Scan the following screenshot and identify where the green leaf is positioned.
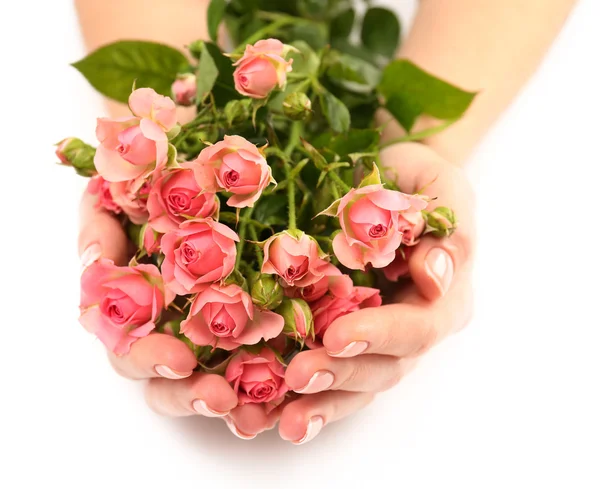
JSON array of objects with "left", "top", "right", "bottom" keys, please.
[
  {"left": 326, "top": 53, "right": 381, "bottom": 94},
  {"left": 358, "top": 164, "right": 382, "bottom": 188},
  {"left": 319, "top": 91, "right": 351, "bottom": 133},
  {"left": 207, "top": 0, "right": 227, "bottom": 42},
  {"left": 331, "top": 8, "right": 355, "bottom": 41},
  {"left": 289, "top": 40, "right": 320, "bottom": 76},
  {"left": 327, "top": 128, "right": 380, "bottom": 158},
  {"left": 72, "top": 41, "right": 188, "bottom": 103},
  {"left": 288, "top": 22, "right": 328, "bottom": 50},
  {"left": 379, "top": 59, "right": 478, "bottom": 132},
  {"left": 361, "top": 7, "right": 401, "bottom": 61},
  {"left": 204, "top": 42, "right": 243, "bottom": 106},
  {"left": 195, "top": 43, "right": 219, "bottom": 102}
]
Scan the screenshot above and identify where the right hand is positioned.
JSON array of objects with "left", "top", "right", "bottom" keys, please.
[{"left": 78, "top": 190, "right": 279, "bottom": 440}]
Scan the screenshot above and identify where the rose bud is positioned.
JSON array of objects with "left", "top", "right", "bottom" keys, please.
[
  {"left": 233, "top": 39, "right": 294, "bottom": 99},
  {"left": 276, "top": 298, "right": 314, "bottom": 342},
  {"left": 310, "top": 286, "right": 382, "bottom": 345},
  {"left": 141, "top": 223, "right": 161, "bottom": 255},
  {"left": 225, "top": 348, "right": 289, "bottom": 405},
  {"left": 180, "top": 284, "right": 284, "bottom": 351},
  {"left": 109, "top": 178, "right": 151, "bottom": 225},
  {"left": 56, "top": 137, "right": 96, "bottom": 177},
  {"left": 192, "top": 135, "right": 275, "bottom": 208},
  {"left": 94, "top": 88, "right": 176, "bottom": 182},
  {"left": 398, "top": 211, "right": 426, "bottom": 246},
  {"left": 160, "top": 218, "right": 239, "bottom": 296},
  {"left": 251, "top": 274, "right": 284, "bottom": 310},
  {"left": 424, "top": 207, "right": 458, "bottom": 238},
  {"left": 79, "top": 259, "right": 165, "bottom": 354},
  {"left": 171, "top": 73, "right": 197, "bottom": 106},
  {"left": 224, "top": 99, "right": 252, "bottom": 126},
  {"left": 261, "top": 230, "right": 330, "bottom": 288},
  {"left": 147, "top": 165, "right": 219, "bottom": 233},
  {"left": 87, "top": 176, "right": 122, "bottom": 214},
  {"left": 287, "top": 263, "right": 353, "bottom": 303},
  {"left": 282, "top": 92, "right": 312, "bottom": 121},
  {"left": 320, "top": 178, "right": 427, "bottom": 270}
]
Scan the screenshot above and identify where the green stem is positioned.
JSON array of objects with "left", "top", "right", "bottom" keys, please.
[
  {"left": 283, "top": 122, "right": 302, "bottom": 230},
  {"left": 235, "top": 18, "right": 295, "bottom": 53},
  {"left": 248, "top": 225, "right": 263, "bottom": 264},
  {"left": 329, "top": 171, "right": 351, "bottom": 193},
  {"left": 235, "top": 207, "right": 254, "bottom": 269},
  {"left": 378, "top": 119, "right": 458, "bottom": 150}
]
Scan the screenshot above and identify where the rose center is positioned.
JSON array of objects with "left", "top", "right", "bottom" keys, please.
[
  {"left": 239, "top": 75, "right": 249, "bottom": 86},
  {"left": 248, "top": 383, "right": 275, "bottom": 401},
  {"left": 224, "top": 170, "right": 240, "bottom": 187},
  {"left": 180, "top": 242, "right": 199, "bottom": 264},
  {"left": 368, "top": 224, "right": 388, "bottom": 238},
  {"left": 209, "top": 321, "right": 233, "bottom": 337},
  {"left": 167, "top": 192, "right": 191, "bottom": 214},
  {"left": 108, "top": 304, "right": 125, "bottom": 323},
  {"left": 116, "top": 143, "right": 130, "bottom": 155}
]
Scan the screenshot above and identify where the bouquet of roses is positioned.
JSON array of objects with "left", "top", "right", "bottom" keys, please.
[{"left": 58, "top": 0, "right": 472, "bottom": 417}]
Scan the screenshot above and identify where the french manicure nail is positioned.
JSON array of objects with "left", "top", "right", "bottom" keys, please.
[
  {"left": 192, "top": 399, "right": 229, "bottom": 418},
  {"left": 81, "top": 243, "right": 102, "bottom": 268},
  {"left": 327, "top": 341, "right": 369, "bottom": 358},
  {"left": 294, "top": 370, "right": 335, "bottom": 394},
  {"left": 154, "top": 364, "right": 192, "bottom": 380},
  {"left": 224, "top": 416, "right": 256, "bottom": 440},
  {"left": 424, "top": 248, "right": 454, "bottom": 296},
  {"left": 293, "top": 416, "right": 324, "bottom": 445}
]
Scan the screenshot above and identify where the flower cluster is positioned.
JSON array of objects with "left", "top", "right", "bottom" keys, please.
[{"left": 61, "top": 37, "right": 457, "bottom": 413}]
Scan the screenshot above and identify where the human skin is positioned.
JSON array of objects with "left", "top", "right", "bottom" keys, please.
[{"left": 75, "top": 0, "right": 577, "bottom": 443}]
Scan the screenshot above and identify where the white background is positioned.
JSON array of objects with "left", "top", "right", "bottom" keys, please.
[{"left": 1, "top": 1, "right": 599, "bottom": 488}]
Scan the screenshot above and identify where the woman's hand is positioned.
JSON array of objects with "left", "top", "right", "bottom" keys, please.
[
  {"left": 279, "top": 142, "right": 476, "bottom": 444},
  {"left": 77, "top": 192, "right": 280, "bottom": 439}
]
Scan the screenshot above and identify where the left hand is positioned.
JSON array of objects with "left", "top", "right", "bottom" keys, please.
[{"left": 278, "top": 142, "right": 476, "bottom": 445}]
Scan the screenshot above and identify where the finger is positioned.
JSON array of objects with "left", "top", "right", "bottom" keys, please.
[
  {"left": 78, "top": 190, "right": 129, "bottom": 266},
  {"left": 285, "top": 348, "right": 417, "bottom": 394},
  {"left": 145, "top": 372, "right": 238, "bottom": 418},
  {"left": 380, "top": 142, "right": 476, "bottom": 301},
  {"left": 108, "top": 333, "right": 198, "bottom": 380},
  {"left": 279, "top": 391, "right": 375, "bottom": 445},
  {"left": 224, "top": 403, "right": 283, "bottom": 441}
]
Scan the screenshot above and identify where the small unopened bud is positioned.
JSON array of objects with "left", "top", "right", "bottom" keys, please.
[
  {"left": 55, "top": 138, "right": 96, "bottom": 177},
  {"left": 424, "top": 207, "right": 458, "bottom": 238},
  {"left": 282, "top": 92, "right": 312, "bottom": 121},
  {"left": 171, "top": 73, "right": 197, "bottom": 106},
  {"left": 188, "top": 40, "right": 205, "bottom": 60},
  {"left": 276, "top": 298, "right": 314, "bottom": 342},
  {"left": 224, "top": 99, "right": 252, "bottom": 126},
  {"left": 251, "top": 274, "right": 284, "bottom": 310}
]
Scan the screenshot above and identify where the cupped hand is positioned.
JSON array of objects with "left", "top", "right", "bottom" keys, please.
[
  {"left": 78, "top": 191, "right": 279, "bottom": 440},
  {"left": 279, "top": 142, "right": 476, "bottom": 445}
]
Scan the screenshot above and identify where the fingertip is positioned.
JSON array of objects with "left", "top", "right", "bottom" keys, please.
[
  {"left": 408, "top": 237, "right": 456, "bottom": 301},
  {"left": 285, "top": 350, "right": 320, "bottom": 390},
  {"left": 279, "top": 402, "right": 310, "bottom": 442},
  {"left": 321, "top": 312, "right": 365, "bottom": 355},
  {"left": 229, "top": 404, "right": 269, "bottom": 435},
  {"left": 195, "top": 374, "right": 239, "bottom": 413}
]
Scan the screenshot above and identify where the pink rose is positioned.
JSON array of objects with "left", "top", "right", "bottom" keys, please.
[
  {"left": 180, "top": 284, "right": 284, "bottom": 350},
  {"left": 286, "top": 263, "right": 353, "bottom": 303},
  {"left": 310, "top": 286, "right": 382, "bottom": 344},
  {"left": 142, "top": 224, "right": 161, "bottom": 255},
  {"left": 148, "top": 166, "right": 219, "bottom": 233},
  {"left": 261, "top": 230, "right": 330, "bottom": 288},
  {"left": 277, "top": 298, "right": 314, "bottom": 341},
  {"left": 192, "top": 135, "right": 274, "bottom": 208},
  {"left": 79, "top": 259, "right": 165, "bottom": 354},
  {"left": 233, "top": 39, "right": 293, "bottom": 99},
  {"left": 383, "top": 247, "right": 414, "bottom": 282},
  {"left": 322, "top": 184, "right": 428, "bottom": 270},
  {"left": 171, "top": 74, "right": 197, "bottom": 106},
  {"left": 225, "top": 348, "right": 289, "bottom": 405},
  {"left": 160, "top": 218, "right": 239, "bottom": 296},
  {"left": 94, "top": 88, "right": 176, "bottom": 182},
  {"left": 398, "top": 212, "right": 426, "bottom": 246},
  {"left": 87, "top": 176, "right": 121, "bottom": 214},
  {"left": 109, "top": 178, "right": 150, "bottom": 225}
]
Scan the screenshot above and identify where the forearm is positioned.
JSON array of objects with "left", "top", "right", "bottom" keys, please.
[
  {"left": 381, "top": 0, "right": 577, "bottom": 164},
  {"left": 74, "top": 0, "right": 210, "bottom": 117}
]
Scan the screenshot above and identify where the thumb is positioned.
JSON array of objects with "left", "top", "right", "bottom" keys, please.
[{"left": 78, "top": 190, "right": 129, "bottom": 267}]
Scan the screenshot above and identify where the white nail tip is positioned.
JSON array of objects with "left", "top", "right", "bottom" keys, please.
[
  {"left": 293, "top": 416, "right": 324, "bottom": 445},
  {"left": 192, "top": 399, "right": 229, "bottom": 418},
  {"left": 154, "top": 365, "right": 192, "bottom": 380},
  {"left": 224, "top": 417, "right": 256, "bottom": 440},
  {"left": 293, "top": 371, "right": 335, "bottom": 394},
  {"left": 81, "top": 243, "right": 102, "bottom": 269}
]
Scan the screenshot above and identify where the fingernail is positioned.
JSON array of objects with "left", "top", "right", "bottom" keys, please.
[
  {"left": 294, "top": 370, "right": 335, "bottom": 394},
  {"left": 154, "top": 364, "right": 192, "bottom": 380},
  {"left": 81, "top": 243, "right": 102, "bottom": 268},
  {"left": 327, "top": 341, "right": 369, "bottom": 358},
  {"left": 192, "top": 399, "right": 230, "bottom": 418},
  {"left": 224, "top": 416, "right": 256, "bottom": 440},
  {"left": 293, "top": 416, "right": 324, "bottom": 445},
  {"left": 424, "top": 248, "right": 454, "bottom": 296}
]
